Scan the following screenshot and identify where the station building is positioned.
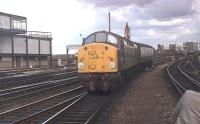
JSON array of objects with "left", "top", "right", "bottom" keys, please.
[{"left": 0, "top": 12, "right": 52, "bottom": 68}]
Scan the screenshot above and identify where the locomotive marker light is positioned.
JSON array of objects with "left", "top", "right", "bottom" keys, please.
[
  {"left": 78, "top": 63, "right": 84, "bottom": 70},
  {"left": 108, "top": 61, "right": 116, "bottom": 69}
]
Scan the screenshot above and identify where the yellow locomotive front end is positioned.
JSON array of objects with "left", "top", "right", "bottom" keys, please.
[
  {"left": 78, "top": 43, "right": 118, "bottom": 73},
  {"left": 77, "top": 31, "right": 120, "bottom": 93}
]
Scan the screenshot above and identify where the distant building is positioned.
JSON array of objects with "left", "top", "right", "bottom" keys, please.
[
  {"left": 157, "top": 44, "right": 164, "bottom": 51},
  {"left": 157, "top": 44, "right": 164, "bottom": 54},
  {"left": 52, "top": 54, "right": 76, "bottom": 67},
  {"left": 169, "top": 44, "right": 176, "bottom": 51},
  {"left": 176, "top": 45, "right": 183, "bottom": 52},
  {"left": 183, "top": 41, "right": 198, "bottom": 52}
]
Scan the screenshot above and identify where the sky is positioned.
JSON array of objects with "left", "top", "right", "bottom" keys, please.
[{"left": 0, "top": 0, "right": 199, "bottom": 53}]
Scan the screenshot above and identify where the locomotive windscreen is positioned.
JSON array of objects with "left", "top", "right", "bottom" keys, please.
[{"left": 84, "top": 32, "right": 118, "bottom": 45}]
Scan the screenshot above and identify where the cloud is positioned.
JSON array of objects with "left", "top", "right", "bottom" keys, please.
[
  {"left": 1, "top": 0, "right": 199, "bottom": 53},
  {"left": 144, "top": 0, "right": 196, "bottom": 20},
  {"left": 83, "top": 0, "right": 199, "bottom": 49},
  {"left": 81, "top": 0, "right": 157, "bottom": 7},
  {"left": 82, "top": 0, "right": 196, "bottom": 20}
]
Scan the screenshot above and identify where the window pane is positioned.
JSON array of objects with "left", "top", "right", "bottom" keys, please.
[
  {"left": 134, "top": 44, "right": 138, "bottom": 48},
  {"left": 124, "top": 40, "right": 128, "bottom": 45},
  {"left": 85, "top": 35, "right": 95, "bottom": 44},
  {"left": 108, "top": 35, "right": 117, "bottom": 44},
  {"left": 96, "top": 33, "right": 106, "bottom": 42}
]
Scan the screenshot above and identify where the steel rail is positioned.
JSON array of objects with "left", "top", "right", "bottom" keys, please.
[
  {"left": 0, "top": 67, "right": 76, "bottom": 82},
  {"left": 0, "top": 79, "right": 81, "bottom": 113},
  {"left": 0, "top": 73, "right": 78, "bottom": 95},
  {"left": 0, "top": 76, "right": 79, "bottom": 102},
  {"left": 0, "top": 78, "right": 79, "bottom": 104},
  {"left": 12, "top": 93, "right": 87, "bottom": 124},
  {"left": 42, "top": 95, "right": 108, "bottom": 124},
  {"left": 0, "top": 70, "right": 78, "bottom": 90},
  {"left": 167, "top": 57, "right": 200, "bottom": 95},
  {"left": 42, "top": 94, "right": 87, "bottom": 124},
  {"left": 178, "top": 62, "right": 200, "bottom": 88},
  {"left": 167, "top": 63, "right": 186, "bottom": 95},
  {"left": 0, "top": 86, "right": 86, "bottom": 124},
  {"left": 191, "top": 56, "right": 200, "bottom": 72}
]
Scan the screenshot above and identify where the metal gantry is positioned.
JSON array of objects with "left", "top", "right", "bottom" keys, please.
[{"left": 66, "top": 45, "right": 81, "bottom": 65}]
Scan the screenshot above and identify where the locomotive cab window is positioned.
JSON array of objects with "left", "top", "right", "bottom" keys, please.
[
  {"left": 96, "top": 33, "right": 107, "bottom": 42},
  {"left": 107, "top": 34, "right": 117, "bottom": 45},
  {"left": 85, "top": 34, "right": 95, "bottom": 44}
]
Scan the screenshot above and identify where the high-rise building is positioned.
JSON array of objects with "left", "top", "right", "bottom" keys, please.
[
  {"left": 157, "top": 44, "right": 164, "bottom": 51},
  {"left": 183, "top": 41, "right": 198, "bottom": 52},
  {"left": 169, "top": 44, "right": 176, "bottom": 51}
]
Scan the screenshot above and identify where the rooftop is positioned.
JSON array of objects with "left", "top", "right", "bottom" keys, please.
[
  {"left": 0, "top": 12, "right": 26, "bottom": 20},
  {"left": 0, "top": 12, "right": 27, "bottom": 34}
]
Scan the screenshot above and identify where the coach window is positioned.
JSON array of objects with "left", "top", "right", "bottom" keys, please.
[
  {"left": 85, "top": 34, "right": 95, "bottom": 44},
  {"left": 108, "top": 35, "right": 117, "bottom": 45},
  {"left": 134, "top": 44, "right": 137, "bottom": 48},
  {"left": 96, "top": 33, "right": 107, "bottom": 42},
  {"left": 124, "top": 40, "right": 128, "bottom": 46}
]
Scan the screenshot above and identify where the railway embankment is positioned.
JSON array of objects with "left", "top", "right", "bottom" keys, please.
[{"left": 108, "top": 64, "right": 179, "bottom": 124}]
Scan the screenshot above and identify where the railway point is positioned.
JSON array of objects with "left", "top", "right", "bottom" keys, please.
[{"left": 0, "top": 0, "right": 200, "bottom": 124}]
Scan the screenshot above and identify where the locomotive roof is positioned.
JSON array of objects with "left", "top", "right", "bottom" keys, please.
[{"left": 84, "top": 30, "right": 153, "bottom": 48}]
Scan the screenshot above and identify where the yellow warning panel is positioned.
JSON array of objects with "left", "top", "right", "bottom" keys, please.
[{"left": 77, "top": 43, "right": 118, "bottom": 73}]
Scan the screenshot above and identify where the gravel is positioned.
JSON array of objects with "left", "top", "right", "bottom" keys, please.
[{"left": 108, "top": 64, "right": 179, "bottom": 124}]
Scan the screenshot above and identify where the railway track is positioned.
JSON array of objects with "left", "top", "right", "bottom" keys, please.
[
  {"left": 0, "top": 67, "right": 76, "bottom": 83},
  {"left": 0, "top": 70, "right": 77, "bottom": 90},
  {"left": 0, "top": 76, "right": 78, "bottom": 102},
  {"left": 179, "top": 62, "right": 200, "bottom": 88},
  {"left": 183, "top": 61, "right": 198, "bottom": 75},
  {"left": 42, "top": 94, "right": 109, "bottom": 124},
  {"left": 180, "top": 58, "right": 200, "bottom": 84},
  {"left": 0, "top": 86, "right": 86, "bottom": 124},
  {"left": 0, "top": 76, "right": 81, "bottom": 113},
  {"left": 167, "top": 57, "right": 200, "bottom": 95},
  {"left": 0, "top": 68, "right": 24, "bottom": 77},
  {"left": 0, "top": 67, "right": 63, "bottom": 77},
  {"left": 191, "top": 55, "right": 200, "bottom": 72},
  {"left": 0, "top": 70, "right": 111, "bottom": 124}
]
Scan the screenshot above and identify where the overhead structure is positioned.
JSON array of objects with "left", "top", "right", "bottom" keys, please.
[
  {"left": 66, "top": 45, "right": 81, "bottom": 54},
  {"left": 66, "top": 45, "right": 81, "bottom": 65}
]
